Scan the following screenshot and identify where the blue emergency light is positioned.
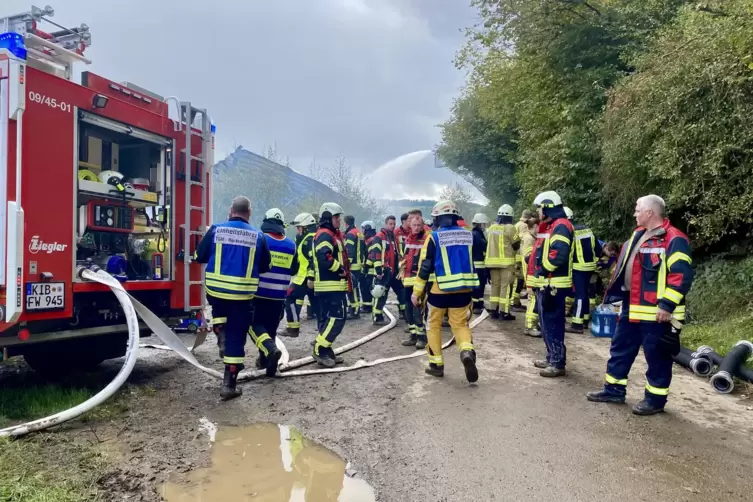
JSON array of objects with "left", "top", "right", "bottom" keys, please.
[
  {"left": 211, "top": 119, "right": 216, "bottom": 135},
  {"left": 0, "top": 32, "right": 27, "bottom": 60}
]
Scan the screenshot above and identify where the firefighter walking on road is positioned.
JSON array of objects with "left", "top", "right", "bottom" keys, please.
[
  {"left": 471, "top": 213, "right": 490, "bottom": 314},
  {"left": 530, "top": 191, "right": 574, "bottom": 378},
  {"left": 312, "top": 202, "right": 351, "bottom": 368},
  {"left": 194, "top": 196, "right": 271, "bottom": 400},
  {"left": 401, "top": 213, "right": 429, "bottom": 349},
  {"left": 249, "top": 209, "right": 295, "bottom": 377},
  {"left": 411, "top": 200, "right": 480, "bottom": 382},
  {"left": 344, "top": 215, "right": 364, "bottom": 320},
  {"left": 564, "top": 207, "right": 600, "bottom": 334},
  {"left": 282, "top": 213, "right": 317, "bottom": 338},
  {"left": 587, "top": 195, "right": 694, "bottom": 415},
  {"left": 485, "top": 205, "right": 519, "bottom": 320},
  {"left": 368, "top": 216, "right": 402, "bottom": 325}
]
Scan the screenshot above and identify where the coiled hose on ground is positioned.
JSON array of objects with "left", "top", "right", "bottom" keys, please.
[
  {"left": 673, "top": 347, "right": 713, "bottom": 377},
  {"left": 702, "top": 341, "right": 753, "bottom": 394}
]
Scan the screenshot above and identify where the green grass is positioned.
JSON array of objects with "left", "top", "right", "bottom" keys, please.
[
  {"left": 683, "top": 314, "right": 753, "bottom": 365},
  {"left": 0, "top": 436, "right": 105, "bottom": 502}
]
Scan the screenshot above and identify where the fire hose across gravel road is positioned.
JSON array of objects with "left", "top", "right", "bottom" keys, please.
[{"left": 0, "top": 267, "right": 487, "bottom": 438}]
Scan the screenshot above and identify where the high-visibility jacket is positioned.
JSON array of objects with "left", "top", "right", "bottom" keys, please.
[
  {"left": 313, "top": 224, "right": 350, "bottom": 293},
  {"left": 414, "top": 226, "right": 479, "bottom": 295},
  {"left": 368, "top": 228, "right": 398, "bottom": 276},
  {"left": 402, "top": 230, "right": 427, "bottom": 287},
  {"left": 572, "top": 222, "right": 600, "bottom": 272},
  {"left": 256, "top": 233, "right": 296, "bottom": 300},
  {"left": 528, "top": 218, "right": 574, "bottom": 289},
  {"left": 290, "top": 232, "right": 315, "bottom": 286},
  {"left": 394, "top": 226, "right": 410, "bottom": 256},
  {"left": 471, "top": 226, "right": 487, "bottom": 269},
  {"left": 197, "top": 218, "right": 270, "bottom": 301},
  {"left": 345, "top": 225, "right": 365, "bottom": 271},
  {"left": 485, "top": 223, "right": 519, "bottom": 267},
  {"left": 606, "top": 219, "right": 694, "bottom": 322},
  {"left": 515, "top": 220, "right": 535, "bottom": 260}
]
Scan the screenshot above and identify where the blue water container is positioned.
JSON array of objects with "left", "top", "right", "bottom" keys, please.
[
  {"left": 0, "top": 32, "right": 27, "bottom": 59},
  {"left": 591, "top": 305, "right": 617, "bottom": 338}
]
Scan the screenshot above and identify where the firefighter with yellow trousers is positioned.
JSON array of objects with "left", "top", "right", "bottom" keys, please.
[
  {"left": 312, "top": 202, "right": 351, "bottom": 368},
  {"left": 282, "top": 213, "right": 318, "bottom": 338},
  {"left": 485, "top": 204, "right": 519, "bottom": 320},
  {"left": 587, "top": 195, "right": 695, "bottom": 415},
  {"left": 516, "top": 211, "right": 540, "bottom": 337},
  {"left": 194, "top": 196, "right": 271, "bottom": 400},
  {"left": 564, "top": 207, "right": 601, "bottom": 334},
  {"left": 344, "top": 215, "right": 365, "bottom": 320},
  {"left": 411, "top": 200, "right": 480, "bottom": 382},
  {"left": 400, "top": 213, "right": 429, "bottom": 349},
  {"left": 471, "top": 213, "right": 490, "bottom": 314},
  {"left": 529, "top": 190, "right": 574, "bottom": 378},
  {"left": 512, "top": 210, "right": 535, "bottom": 311}
]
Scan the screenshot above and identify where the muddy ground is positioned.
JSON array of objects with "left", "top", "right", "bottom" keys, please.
[{"left": 7, "top": 303, "right": 753, "bottom": 501}]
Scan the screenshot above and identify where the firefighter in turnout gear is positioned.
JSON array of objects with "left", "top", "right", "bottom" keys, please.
[
  {"left": 471, "top": 213, "right": 490, "bottom": 314},
  {"left": 529, "top": 190, "right": 574, "bottom": 378},
  {"left": 400, "top": 213, "right": 429, "bottom": 349},
  {"left": 518, "top": 211, "right": 540, "bottom": 337},
  {"left": 194, "top": 196, "right": 271, "bottom": 400},
  {"left": 360, "top": 221, "right": 377, "bottom": 313},
  {"left": 344, "top": 215, "right": 364, "bottom": 320},
  {"left": 564, "top": 207, "right": 601, "bottom": 334},
  {"left": 394, "top": 213, "right": 411, "bottom": 318},
  {"left": 512, "top": 210, "right": 535, "bottom": 312},
  {"left": 587, "top": 195, "right": 695, "bottom": 415},
  {"left": 312, "top": 202, "right": 351, "bottom": 368},
  {"left": 250, "top": 209, "right": 295, "bottom": 377},
  {"left": 411, "top": 200, "right": 480, "bottom": 382},
  {"left": 485, "top": 204, "right": 519, "bottom": 320},
  {"left": 368, "top": 216, "right": 403, "bottom": 325},
  {"left": 282, "top": 213, "right": 317, "bottom": 338}
]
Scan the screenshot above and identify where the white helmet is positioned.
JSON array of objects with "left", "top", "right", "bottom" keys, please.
[
  {"left": 361, "top": 220, "right": 375, "bottom": 231},
  {"left": 371, "top": 283, "right": 386, "bottom": 299},
  {"left": 471, "top": 213, "right": 490, "bottom": 224},
  {"left": 533, "top": 190, "right": 563, "bottom": 208},
  {"left": 497, "top": 204, "right": 514, "bottom": 217},
  {"left": 563, "top": 206, "right": 574, "bottom": 219},
  {"left": 264, "top": 208, "right": 285, "bottom": 223},
  {"left": 320, "top": 202, "right": 343, "bottom": 217},
  {"left": 431, "top": 200, "right": 459, "bottom": 217},
  {"left": 99, "top": 170, "right": 124, "bottom": 185},
  {"left": 291, "top": 212, "right": 316, "bottom": 227}
]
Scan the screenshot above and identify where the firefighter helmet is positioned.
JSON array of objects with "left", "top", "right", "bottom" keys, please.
[
  {"left": 564, "top": 206, "right": 574, "bottom": 219},
  {"left": 320, "top": 202, "right": 344, "bottom": 217},
  {"left": 291, "top": 213, "right": 316, "bottom": 227},
  {"left": 99, "top": 170, "right": 123, "bottom": 185},
  {"left": 431, "top": 200, "right": 459, "bottom": 217},
  {"left": 371, "top": 283, "right": 386, "bottom": 299},
  {"left": 497, "top": 204, "right": 514, "bottom": 217},
  {"left": 533, "top": 190, "right": 562, "bottom": 208},
  {"left": 264, "top": 208, "right": 285, "bottom": 223},
  {"left": 471, "top": 213, "right": 490, "bottom": 224},
  {"left": 361, "top": 220, "right": 375, "bottom": 231}
]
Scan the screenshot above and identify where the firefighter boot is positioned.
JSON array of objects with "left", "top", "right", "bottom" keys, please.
[
  {"left": 424, "top": 363, "right": 444, "bottom": 378},
  {"left": 488, "top": 309, "right": 500, "bottom": 320},
  {"left": 401, "top": 327, "right": 417, "bottom": 346},
  {"left": 280, "top": 327, "right": 300, "bottom": 338},
  {"left": 266, "top": 347, "right": 283, "bottom": 378},
  {"left": 415, "top": 329, "right": 427, "bottom": 350},
  {"left": 472, "top": 301, "right": 484, "bottom": 315},
  {"left": 525, "top": 328, "right": 542, "bottom": 337},
  {"left": 533, "top": 359, "right": 549, "bottom": 369},
  {"left": 566, "top": 324, "right": 584, "bottom": 334},
  {"left": 501, "top": 313, "right": 516, "bottom": 321},
  {"left": 255, "top": 355, "right": 268, "bottom": 369},
  {"left": 373, "top": 313, "right": 387, "bottom": 326},
  {"left": 220, "top": 364, "right": 243, "bottom": 401},
  {"left": 313, "top": 347, "right": 337, "bottom": 368},
  {"left": 540, "top": 366, "right": 567, "bottom": 378},
  {"left": 586, "top": 389, "right": 626, "bottom": 404},
  {"left": 632, "top": 400, "right": 665, "bottom": 416},
  {"left": 347, "top": 307, "right": 360, "bottom": 320},
  {"left": 460, "top": 350, "right": 479, "bottom": 383}
]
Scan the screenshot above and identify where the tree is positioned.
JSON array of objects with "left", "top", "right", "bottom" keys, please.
[{"left": 438, "top": 183, "right": 475, "bottom": 222}]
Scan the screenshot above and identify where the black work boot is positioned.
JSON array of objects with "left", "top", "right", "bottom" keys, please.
[
  {"left": 220, "top": 364, "right": 243, "bottom": 401},
  {"left": 402, "top": 333, "right": 418, "bottom": 346},
  {"left": 280, "top": 327, "right": 299, "bottom": 338},
  {"left": 501, "top": 313, "right": 516, "bottom": 321},
  {"left": 533, "top": 359, "right": 549, "bottom": 369},
  {"left": 566, "top": 324, "right": 584, "bottom": 334},
  {"left": 473, "top": 305, "right": 484, "bottom": 315},
  {"left": 373, "top": 314, "right": 387, "bottom": 326},
  {"left": 460, "top": 350, "right": 479, "bottom": 383},
  {"left": 489, "top": 310, "right": 500, "bottom": 320},
  {"left": 511, "top": 302, "right": 526, "bottom": 312},
  {"left": 632, "top": 400, "right": 665, "bottom": 416},
  {"left": 524, "top": 328, "right": 542, "bottom": 338},
  {"left": 313, "top": 348, "right": 337, "bottom": 368},
  {"left": 425, "top": 363, "right": 444, "bottom": 377},
  {"left": 415, "top": 333, "right": 427, "bottom": 350},
  {"left": 255, "top": 355, "right": 268, "bottom": 369},
  {"left": 399, "top": 309, "right": 406, "bottom": 320},
  {"left": 586, "top": 390, "right": 626, "bottom": 404},
  {"left": 540, "top": 366, "right": 567, "bottom": 378},
  {"left": 266, "top": 347, "right": 282, "bottom": 377},
  {"left": 347, "top": 308, "right": 360, "bottom": 320}
]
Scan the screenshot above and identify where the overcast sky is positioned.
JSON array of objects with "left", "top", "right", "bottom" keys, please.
[{"left": 6, "top": 0, "right": 481, "bottom": 199}]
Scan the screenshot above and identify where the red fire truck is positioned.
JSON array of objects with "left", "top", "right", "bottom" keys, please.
[{"left": 0, "top": 6, "right": 212, "bottom": 374}]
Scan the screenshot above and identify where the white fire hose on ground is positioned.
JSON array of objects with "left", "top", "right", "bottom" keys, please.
[{"left": 0, "top": 268, "right": 488, "bottom": 437}]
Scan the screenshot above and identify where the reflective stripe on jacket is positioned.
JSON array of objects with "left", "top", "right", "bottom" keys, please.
[
  {"left": 516, "top": 220, "right": 535, "bottom": 262},
  {"left": 314, "top": 226, "right": 350, "bottom": 293},
  {"left": 256, "top": 233, "right": 296, "bottom": 300},
  {"left": 573, "top": 223, "right": 599, "bottom": 272},
  {"left": 203, "top": 219, "right": 267, "bottom": 300},
  {"left": 529, "top": 218, "right": 574, "bottom": 289},
  {"left": 414, "top": 226, "right": 479, "bottom": 294},
  {"left": 471, "top": 226, "right": 487, "bottom": 269},
  {"left": 485, "top": 223, "right": 518, "bottom": 267},
  {"left": 402, "top": 230, "right": 427, "bottom": 287},
  {"left": 606, "top": 219, "right": 694, "bottom": 323},
  {"left": 345, "top": 226, "right": 364, "bottom": 271},
  {"left": 291, "top": 233, "right": 315, "bottom": 286}
]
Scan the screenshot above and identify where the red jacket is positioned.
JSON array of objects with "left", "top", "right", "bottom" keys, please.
[
  {"left": 394, "top": 226, "right": 410, "bottom": 256},
  {"left": 402, "top": 229, "right": 428, "bottom": 286},
  {"left": 526, "top": 218, "right": 574, "bottom": 289},
  {"left": 368, "top": 228, "right": 398, "bottom": 274},
  {"left": 606, "top": 219, "right": 694, "bottom": 323}
]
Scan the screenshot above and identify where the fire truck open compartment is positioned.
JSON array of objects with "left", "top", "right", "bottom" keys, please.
[{"left": 74, "top": 112, "right": 174, "bottom": 283}]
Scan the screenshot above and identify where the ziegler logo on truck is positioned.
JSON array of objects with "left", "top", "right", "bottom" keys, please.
[{"left": 29, "top": 236, "right": 68, "bottom": 254}]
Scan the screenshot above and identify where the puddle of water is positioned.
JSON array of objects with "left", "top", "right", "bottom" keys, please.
[{"left": 162, "top": 422, "right": 376, "bottom": 501}]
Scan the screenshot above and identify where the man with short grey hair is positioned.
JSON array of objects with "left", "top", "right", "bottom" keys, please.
[{"left": 587, "top": 194, "right": 694, "bottom": 415}]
